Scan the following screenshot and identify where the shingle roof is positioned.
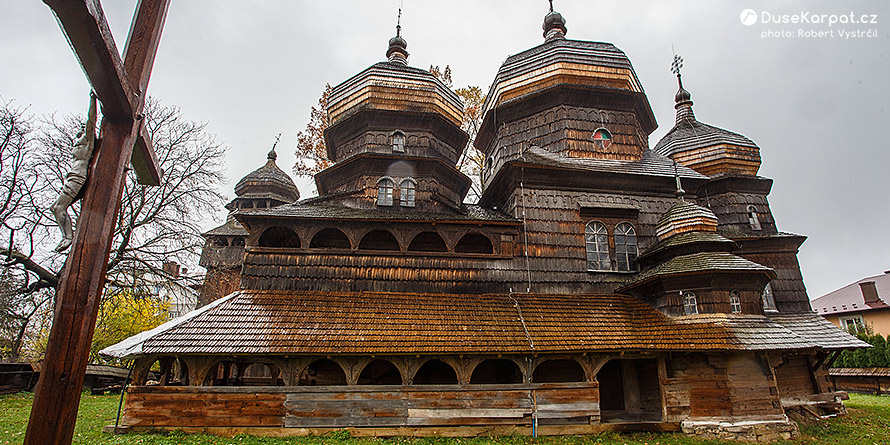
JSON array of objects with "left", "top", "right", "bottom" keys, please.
[
  {"left": 639, "top": 231, "right": 735, "bottom": 260},
  {"left": 237, "top": 202, "right": 518, "bottom": 223},
  {"left": 233, "top": 151, "right": 300, "bottom": 203},
  {"left": 103, "top": 290, "right": 853, "bottom": 358},
  {"left": 483, "top": 38, "right": 643, "bottom": 113},
  {"left": 654, "top": 117, "right": 759, "bottom": 158},
  {"left": 516, "top": 146, "right": 709, "bottom": 180},
  {"left": 202, "top": 218, "right": 248, "bottom": 237},
  {"left": 768, "top": 313, "right": 871, "bottom": 349},
  {"left": 829, "top": 368, "right": 890, "bottom": 377},
  {"left": 810, "top": 272, "right": 890, "bottom": 316},
  {"left": 622, "top": 252, "right": 775, "bottom": 289}
]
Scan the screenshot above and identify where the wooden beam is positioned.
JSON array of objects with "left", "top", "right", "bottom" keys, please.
[
  {"left": 24, "top": 121, "right": 141, "bottom": 445},
  {"left": 124, "top": 0, "right": 169, "bottom": 186},
  {"left": 133, "top": 120, "right": 161, "bottom": 185},
  {"left": 123, "top": 0, "right": 171, "bottom": 97},
  {"left": 25, "top": 1, "right": 169, "bottom": 443},
  {"left": 43, "top": 0, "right": 136, "bottom": 121}
]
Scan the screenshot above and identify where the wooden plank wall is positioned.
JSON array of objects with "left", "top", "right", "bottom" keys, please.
[
  {"left": 286, "top": 384, "right": 599, "bottom": 428},
  {"left": 774, "top": 355, "right": 816, "bottom": 399},
  {"left": 661, "top": 353, "right": 782, "bottom": 422},
  {"left": 122, "top": 383, "right": 599, "bottom": 429},
  {"left": 123, "top": 387, "right": 286, "bottom": 427}
]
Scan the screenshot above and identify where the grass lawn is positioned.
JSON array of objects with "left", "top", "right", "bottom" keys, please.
[{"left": 1, "top": 392, "right": 889, "bottom": 444}]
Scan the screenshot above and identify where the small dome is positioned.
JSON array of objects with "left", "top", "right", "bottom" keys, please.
[
  {"left": 386, "top": 26, "right": 409, "bottom": 65},
  {"left": 675, "top": 83, "right": 691, "bottom": 104},
  {"left": 542, "top": 10, "right": 567, "bottom": 38},
  {"left": 233, "top": 148, "right": 300, "bottom": 204},
  {"left": 656, "top": 200, "right": 718, "bottom": 241}
]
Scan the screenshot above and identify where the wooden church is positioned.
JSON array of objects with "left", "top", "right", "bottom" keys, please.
[{"left": 103, "top": 5, "right": 866, "bottom": 441}]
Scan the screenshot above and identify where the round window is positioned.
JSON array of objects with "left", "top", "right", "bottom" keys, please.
[{"left": 592, "top": 127, "right": 612, "bottom": 149}]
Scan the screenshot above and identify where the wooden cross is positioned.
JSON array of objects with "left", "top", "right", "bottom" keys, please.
[{"left": 25, "top": 1, "right": 168, "bottom": 444}]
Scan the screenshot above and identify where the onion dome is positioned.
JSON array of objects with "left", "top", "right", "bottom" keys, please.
[
  {"left": 542, "top": 7, "right": 567, "bottom": 39},
  {"left": 386, "top": 24, "right": 409, "bottom": 65},
  {"left": 655, "top": 200, "right": 718, "bottom": 241},
  {"left": 228, "top": 147, "right": 300, "bottom": 211},
  {"left": 654, "top": 63, "right": 761, "bottom": 177}
]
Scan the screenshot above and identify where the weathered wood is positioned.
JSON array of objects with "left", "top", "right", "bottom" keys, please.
[{"left": 25, "top": 1, "right": 168, "bottom": 444}]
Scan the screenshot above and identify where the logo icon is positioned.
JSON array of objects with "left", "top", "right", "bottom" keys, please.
[{"left": 740, "top": 9, "right": 757, "bottom": 26}]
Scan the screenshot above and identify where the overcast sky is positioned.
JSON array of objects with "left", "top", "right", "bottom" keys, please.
[{"left": 2, "top": 0, "right": 888, "bottom": 299}]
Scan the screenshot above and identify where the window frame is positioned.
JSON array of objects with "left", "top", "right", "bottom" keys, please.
[
  {"left": 376, "top": 177, "right": 394, "bottom": 206},
  {"left": 391, "top": 130, "right": 406, "bottom": 153},
  {"left": 613, "top": 221, "right": 638, "bottom": 272},
  {"left": 762, "top": 282, "right": 777, "bottom": 312},
  {"left": 729, "top": 290, "right": 742, "bottom": 314},
  {"left": 747, "top": 205, "right": 762, "bottom": 231},
  {"left": 683, "top": 291, "right": 699, "bottom": 315},
  {"left": 583, "top": 219, "right": 639, "bottom": 273},
  {"left": 400, "top": 178, "right": 416, "bottom": 207},
  {"left": 584, "top": 221, "right": 610, "bottom": 271},
  {"left": 839, "top": 315, "right": 865, "bottom": 334}
]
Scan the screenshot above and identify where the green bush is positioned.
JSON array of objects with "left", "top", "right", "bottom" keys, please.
[{"left": 867, "top": 335, "right": 888, "bottom": 367}]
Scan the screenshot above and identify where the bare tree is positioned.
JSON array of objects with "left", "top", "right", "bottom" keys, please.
[{"left": 0, "top": 97, "right": 227, "bottom": 360}]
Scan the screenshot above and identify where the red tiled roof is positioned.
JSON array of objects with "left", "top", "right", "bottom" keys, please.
[{"left": 134, "top": 291, "right": 839, "bottom": 356}]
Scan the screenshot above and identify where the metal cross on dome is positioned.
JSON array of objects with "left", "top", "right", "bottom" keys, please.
[
  {"left": 25, "top": 1, "right": 168, "bottom": 444},
  {"left": 672, "top": 53, "right": 684, "bottom": 77}
]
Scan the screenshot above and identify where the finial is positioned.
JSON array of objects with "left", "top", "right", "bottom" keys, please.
[
  {"left": 542, "top": 0, "right": 567, "bottom": 40},
  {"left": 268, "top": 133, "right": 280, "bottom": 162},
  {"left": 672, "top": 52, "right": 692, "bottom": 105},
  {"left": 673, "top": 160, "right": 686, "bottom": 201},
  {"left": 387, "top": 4, "right": 409, "bottom": 65}
]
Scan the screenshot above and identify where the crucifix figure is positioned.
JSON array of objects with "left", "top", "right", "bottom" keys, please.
[
  {"left": 51, "top": 91, "right": 98, "bottom": 252},
  {"left": 26, "top": 1, "right": 167, "bottom": 444}
]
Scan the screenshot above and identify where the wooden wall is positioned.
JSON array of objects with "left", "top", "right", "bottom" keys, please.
[
  {"left": 662, "top": 352, "right": 784, "bottom": 422},
  {"left": 123, "top": 383, "right": 600, "bottom": 429}
]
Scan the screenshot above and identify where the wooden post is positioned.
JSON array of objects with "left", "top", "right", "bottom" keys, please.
[{"left": 25, "top": 1, "right": 168, "bottom": 444}]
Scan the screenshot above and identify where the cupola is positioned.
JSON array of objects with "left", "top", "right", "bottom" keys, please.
[
  {"left": 654, "top": 55, "right": 762, "bottom": 177},
  {"left": 227, "top": 145, "right": 300, "bottom": 212},
  {"left": 475, "top": 2, "right": 655, "bottom": 164}
]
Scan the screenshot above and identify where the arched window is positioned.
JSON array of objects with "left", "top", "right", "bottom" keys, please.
[
  {"left": 762, "top": 283, "right": 777, "bottom": 311},
  {"left": 585, "top": 221, "right": 609, "bottom": 271},
  {"left": 391, "top": 131, "right": 405, "bottom": 152},
  {"left": 358, "top": 229, "right": 400, "bottom": 251},
  {"left": 413, "top": 359, "right": 458, "bottom": 385},
  {"left": 357, "top": 359, "right": 402, "bottom": 385},
  {"left": 299, "top": 359, "right": 347, "bottom": 386},
  {"left": 309, "top": 228, "right": 351, "bottom": 249},
  {"left": 532, "top": 359, "right": 585, "bottom": 383},
  {"left": 377, "top": 177, "right": 394, "bottom": 206},
  {"left": 258, "top": 226, "right": 301, "bottom": 248},
  {"left": 683, "top": 291, "right": 698, "bottom": 315},
  {"left": 730, "top": 290, "right": 742, "bottom": 314},
  {"left": 454, "top": 232, "right": 493, "bottom": 254},
  {"left": 400, "top": 179, "right": 416, "bottom": 207},
  {"left": 614, "top": 222, "right": 638, "bottom": 271},
  {"left": 747, "top": 205, "right": 762, "bottom": 231},
  {"left": 408, "top": 231, "right": 447, "bottom": 252},
  {"left": 469, "top": 359, "right": 523, "bottom": 384}
]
